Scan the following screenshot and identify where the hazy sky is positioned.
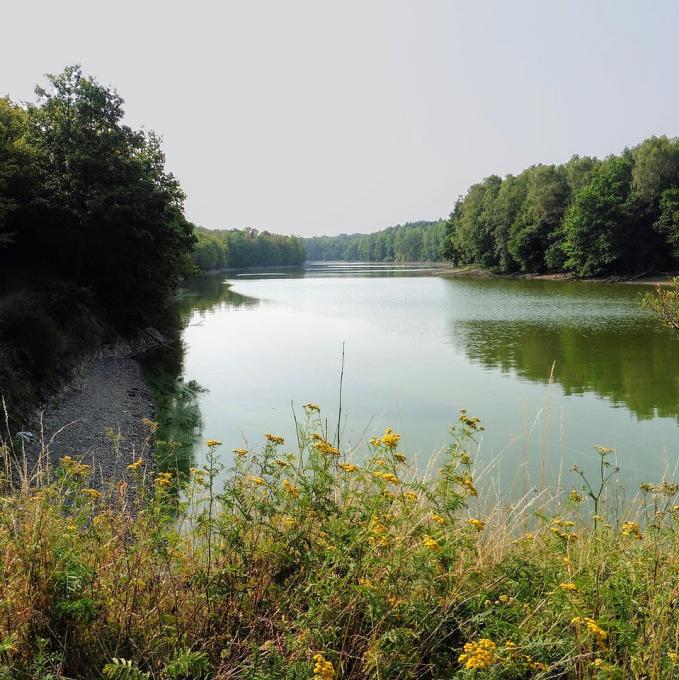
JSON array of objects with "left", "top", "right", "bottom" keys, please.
[{"left": 3, "top": 1, "right": 679, "bottom": 236}]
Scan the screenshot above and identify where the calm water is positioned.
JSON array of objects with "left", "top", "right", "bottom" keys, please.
[{"left": 175, "top": 263, "right": 679, "bottom": 495}]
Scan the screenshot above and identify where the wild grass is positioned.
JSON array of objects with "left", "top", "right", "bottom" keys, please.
[{"left": 0, "top": 406, "right": 678, "bottom": 679}]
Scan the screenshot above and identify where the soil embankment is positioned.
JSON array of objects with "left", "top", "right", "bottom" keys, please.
[{"left": 29, "top": 356, "right": 154, "bottom": 483}]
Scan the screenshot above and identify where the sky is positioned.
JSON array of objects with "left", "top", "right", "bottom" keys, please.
[{"left": 3, "top": 1, "right": 679, "bottom": 236}]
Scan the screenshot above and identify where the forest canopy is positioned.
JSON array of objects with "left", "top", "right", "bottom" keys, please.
[
  {"left": 304, "top": 221, "right": 447, "bottom": 262},
  {"left": 443, "top": 136, "right": 679, "bottom": 276},
  {"left": 191, "top": 227, "right": 306, "bottom": 271}
]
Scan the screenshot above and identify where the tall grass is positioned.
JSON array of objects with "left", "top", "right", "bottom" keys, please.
[{"left": 0, "top": 406, "right": 678, "bottom": 679}]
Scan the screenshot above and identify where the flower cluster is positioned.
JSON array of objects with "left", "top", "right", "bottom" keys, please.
[
  {"left": 311, "top": 433, "right": 339, "bottom": 456},
  {"left": 282, "top": 479, "right": 300, "bottom": 498},
  {"left": 468, "top": 518, "right": 485, "bottom": 532},
  {"left": 458, "top": 639, "right": 497, "bottom": 670},
  {"left": 155, "top": 472, "right": 172, "bottom": 488},
  {"left": 621, "top": 520, "right": 642, "bottom": 539},
  {"left": 205, "top": 439, "right": 222, "bottom": 448},
  {"left": 373, "top": 471, "right": 399, "bottom": 485},
  {"left": 571, "top": 617, "right": 607, "bottom": 645},
  {"left": 265, "top": 433, "right": 284, "bottom": 445},
  {"left": 380, "top": 428, "right": 401, "bottom": 449},
  {"left": 59, "top": 455, "right": 91, "bottom": 478},
  {"left": 422, "top": 534, "right": 440, "bottom": 551},
  {"left": 127, "top": 458, "right": 144, "bottom": 472},
  {"left": 338, "top": 463, "right": 359, "bottom": 473},
  {"left": 312, "top": 653, "right": 335, "bottom": 680}
]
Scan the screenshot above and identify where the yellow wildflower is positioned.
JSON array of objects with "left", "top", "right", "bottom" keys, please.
[
  {"left": 82, "top": 488, "right": 101, "bottom": 500},
  {"left": 571, "top": 617, "right": 607, "bottom": 644},
  {"left": 422, "top": 534, "right": 441, "bottom": 551},
  {"left": 431, "top": 513, "right": 445, "bottom": 524},
  {"left": 559, "top": 582, "right": 578, "bottom": 592},
  {"left": 338, "top": 462, "right": 359, "bottom": 473},
  {"left": 127, "top": 459, "right": 144, "bottom": 472},
  {"left": 155, "top": 472, "right": 172, "bottom": 487},
  {"left": 265, "top": 433, "right": 284, "bottom": 445},
  {"left": 312, "top": 653, "right": 335, "bottom": 680},
  {"left": 394, "top": 452, "right": 407, "bottom": 463},
  {"left": 569, "top": 489, "right": 583, "bottom": 502},
  {"left": 459, "top": 476, "right": 478, "bottom": 496},
  {"left": 282, "top": 479, "right": 300, "bottom": 498},
  {"left": 232, "top": 448, "right": 248, "bottom": 456},
  {"left": 205, "top": 439, "right": 222, "bottom": 447},
  {"left": 368, "top": 436, "right": 381, "bottom": 447},
  {"left": 621, "top": 520, "right": 642, "bottom": 539},
  {"left": 468, "top": 518, "right": 485, "bottom": 532},
  {"left": 303, "top": 403, "right": 321, "bottom": 412},
  {"left": 380, "top": 428, "right": 400, "bottom": 449},
  {"left": 373, "top": 471, "right": 399, "bottom": 485},
  {"left": 458, "top": 639, "right": 497, "bottom": 670},
  {"left": 247, "top": 476, "right": 266, "bottom": 486},
  {"left": 314, "top": 439, "right": 340, "bottom": 456}
]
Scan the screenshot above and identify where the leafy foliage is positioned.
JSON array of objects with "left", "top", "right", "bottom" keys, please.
[
  {"left": 192, "top": 226, "right": 305, "bottom": 271},
  {"left": 444, "top": 137, "right": 679, "bottom": 276},
  {"left": 1, "top": 410, "right": 679, "bottom": 677},
  {"left": 303, "top": 220, "right": 447, "bottom": 262}
]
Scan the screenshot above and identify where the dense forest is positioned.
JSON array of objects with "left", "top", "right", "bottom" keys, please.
[
  {"left": 304, "top": 220, "right": 447, "bottom": 262},
  {"left": 443, "top": 136, "right": 679, "bottom": 276},
  {"left": 0, "top": 66, "right": 195, "bottom": 422},
  {"left": 192, "top": 226, "right": 305, "bottom": 271}
]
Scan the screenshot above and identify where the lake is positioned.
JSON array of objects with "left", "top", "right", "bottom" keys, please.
[{"left": 171, "top": 263, "right": 679, "bottom": 497}]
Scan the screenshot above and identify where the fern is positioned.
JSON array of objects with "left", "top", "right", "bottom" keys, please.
[
  {"left": 102, "top": 658, "right": 150, "bottom": 680},
  {"left": 163, "top": 648, "right": 209, "bottom": 679}
]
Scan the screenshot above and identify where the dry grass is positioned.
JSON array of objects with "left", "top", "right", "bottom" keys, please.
[{"left": 0, "top": 408, "right": 678, "bottom": 679}]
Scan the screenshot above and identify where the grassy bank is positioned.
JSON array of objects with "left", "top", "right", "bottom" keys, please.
[{"left": 0, "top": 408, "right": 678, "bottom": 679}]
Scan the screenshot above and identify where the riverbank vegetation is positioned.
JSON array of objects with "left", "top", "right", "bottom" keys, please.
[
  {"left": 2, "top": 408, "right": 678, "bottom": 678},
  {"left": 0, "top": 66, "right": 195, "bottom": 425},
  {"left": 304, "top": 221, "right": 447, "bottom": 262},
  {"left": 443, "top": 136, "right": 679, "bottom": 277},
  {"left": 191, "top": 227, "right": 306, "bottom": 272}
]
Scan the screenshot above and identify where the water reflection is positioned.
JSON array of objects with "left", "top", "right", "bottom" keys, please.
[{"left": 445, "top": 278, "right": 679, "bottom": 421}]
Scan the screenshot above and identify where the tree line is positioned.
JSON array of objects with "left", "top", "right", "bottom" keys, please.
[
  {"left": 192, "top": 226, "right": 305, "bottom": 271},
  {"left": 304, "top": 220, "right": 447, "bottom": 262},
  {"left": 443, "top": 136, "right": 679, "bottom": 276}
]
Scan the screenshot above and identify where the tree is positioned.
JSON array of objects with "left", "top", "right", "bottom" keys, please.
[
  {"left": 10, "top": 65, "right": 195, "bottom": 329},
  {"left": 562, "top": 156, "right": 635, "bottom": 277}
]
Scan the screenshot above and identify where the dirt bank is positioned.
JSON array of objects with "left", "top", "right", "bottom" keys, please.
[
  {"left": 21, "top": 335, "right": 163, "bottom": 486},
  {"left": 440, "top": 267, "right": 677, "bottom": 285}
]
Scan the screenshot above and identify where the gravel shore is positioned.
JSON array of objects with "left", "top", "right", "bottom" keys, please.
[{"left": 26, "top": 356, "right": 155, "bottom": 485}]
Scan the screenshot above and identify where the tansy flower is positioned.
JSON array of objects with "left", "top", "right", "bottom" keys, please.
[
  {"left": 380, "top": 428, "right": 400, "bottom": 449},
  {"left": 314, "top": 439, "right": 340, "bottom": 456},
  {"left": 127, "top": 459, "right": 144, "bottom": 472},
  {"left": 205, "top": 439, "right": 222, "bottom": 447},
  {"left": 431, "top": 513, "right": 445, "bottom": 524},
  {"left": 422, "top": 534, "right": 441, "bottom": 551},
  {"left": 571, "top": 617, "right": 607, "bottom": 645},
  {"left": 338, "top": 462, "right": 359, "bottom": 473},
  {"left": 265, "top": 433, "right": 284, "bottom": 445},
  {"left": 247, "top": 476, "right": 266, "bottom": 486},
  {"left": 282, "top": 479, "right": 300, "bottom": 498},
  {"left": 82, "top": 488, "right": 101, "bottom": 499},
  {"left": 559, "top": 582, "right": 578, "bottom": 592},
  {"left": 312, "top": 653, "right": 335, "bottom": 680},
  {"left": 468, "top": 518, "right": 485, "bottom": 532},
  {"left": 303, "top": 403, "right": 320, "bottom": 412},
  {"left": 458, "top": 639, "right": 497, "bottom": 670},
  {"left": 232, "top": 448, "right": 248, "bottom": 456},
  {"left": 404, "top": 491, "right": 418, "bottom": 502},
  {"left": 621, "top": 520, "right": 642, "bottom": 539},
  {"left": 155, "top": 472, "right": 173, "bottom": 487}
]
